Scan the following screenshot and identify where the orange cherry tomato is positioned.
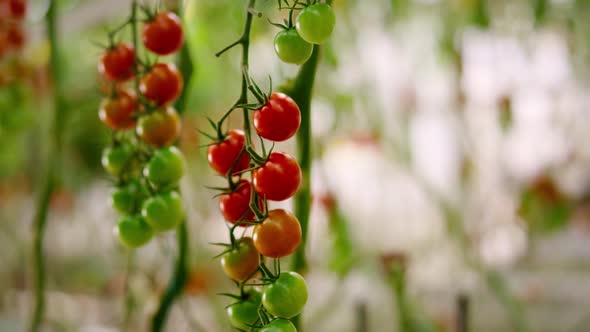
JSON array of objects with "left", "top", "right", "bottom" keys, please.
[
  {"left": 137, "top": 106, "right": 182, "bottom": 147},
  {"left": 253, "top": 209, "right": 301, "bottom": 258},
  {"left": 99, "top": 89, "right": 137, "bottom": 130}
]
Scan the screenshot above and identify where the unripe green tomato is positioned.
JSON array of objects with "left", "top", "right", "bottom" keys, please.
[
  {"left": 141, "top": 191, "right": 184, "bottom": 231},
  {"left": 226, "top": 289, "right": 262, "bottom": 331},
  {"left": 274, "top": 29, "right": 313, "bottom": 65},
  {"left": 261, "top": 318, "right": 297, "bottom": 332},
  {"left": 295, "top": 3, "right": 336, "bottom": 44},
  {"left": 115, "top": 215, "right": 154, "bottom": 248},
  {"left": 101, "top": 144, "right": 134, "bottom": 176},
  {"left": 144, "top": 146, "right": 184, "bottom": 188},
  {"left": 111, "top": 180, "right": 149, "bottom": 215},
  {"left": 262, "top": 271, "right": 308, "bottom": 318}
]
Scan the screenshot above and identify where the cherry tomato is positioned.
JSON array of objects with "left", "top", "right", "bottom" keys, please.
[
  {"left": 221, "top": 237, "right": 260, "bottom": 282},
  {"left": 253, "top": 92, "right": 301, "bottom": 142},
  {"left": 262, "top": 271, "right": 308, "bottom": 318},
  {"left": 253, "top": 152, "right": 301, "bottom": 201},
  {"left": 219, "top": 179, "right": 263, "bottom": 225},
  {"left": 144, "top": 146, "right": 184, "bottom": 188},
  {"left": 261, "top": 319, "right": 297, "bottom": 332},
  {"left": 226, "top": 288, "right": 262, "bottom": 331},
  {"left": 140, "top": 63, "right": 183, "bottom": 105},
  {"left": 111, "top": 180, "right": 148, "bottom": 215},
  {"left": 274, "top": 29, "right": 313, "bottom": 65},
  {"left": 116, "top": 215, "right": 154, "bottom": 248},
  {"left": 6, "top": 24, "right": 25, "bottom": 50},
  {"left": 102, "top": 144, "right": 134, "bottom": 176},
  {"left": 142, "top": 12, "right": 184, "bottom": 56},
  {"left": 141, "top": 191, "right": 184, "bottom": 231},
  {"left": 253, "top": 209, "right": 301, "bottom": 258},
  {"left": 98, "top": 43, "right": 135, "bottom": 81},
  {"left": 99, "top": 89, "right": 137, "bottom": 130},
  {"left": 9, "top": 0, "right": 26, "bottom": 19},
  {"left": 207, "top": 129, "right": 250, "bottom": 176},
  {"left": 296, "top": 3, "right": 336, "bottom": 44},
  {"left": 136, "top": 106, "right": 181, "bottom": 147}
]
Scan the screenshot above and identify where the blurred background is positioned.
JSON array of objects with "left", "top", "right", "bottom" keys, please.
[{"left": 1, "top": 0, "right": 590, "bottom": 331}]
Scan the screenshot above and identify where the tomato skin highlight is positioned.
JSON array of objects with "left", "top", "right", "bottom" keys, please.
[
  {"left": 296, "top": 3, "right": 336, "bottom": 44},
  {"left": 253, "top": 209, "right": 301, "bottom": 258},
  {"left": 142, "top": 12, "right": 184, "bottom": 56},
  {"left": 144, "top": 146, "right": 185, "bottom": 188},
  {"left": 261, "top": 318, "right": 298, "bottom": 332},
  {"left": 141, "top": 191, "right": 184, "bottom": 231},
  {"left": 274, "top": 29, "right": 313, "bottom": 65},
  {"left": 219, "top": 179, "right": 263, "bottom": 225},
  {"left": 102, "top": 144, "right": 134, "bottom": 176},
  {"left": 221, "top": 237, "right": 260, "bottom": 282},
  {"left": 262, "top": 271, "right": 308, "bottom": 319},
  {"left": 207, "top": 129, "right": 250, "bottom": 176},
  {"left": 116, "top": 215, "right": 154, "bottom": 248},
  {"left": 98, "top": 43, "right": 135, "bottom": 81},
  {"left": 253, "top": 92, "right": 301, "bottom": 142},
  {"left": 226, "top": 289, "right": 262, "bottom": 331},
  {"left": 136, "top": 106, "right": 181, "bottom": 147},
  {"left": 99, "top": 90, "right": 137, "bottom": 130},
  {"left": 140, "top": 63, "right": 183, "bottom": 105},
  {"left": 253, "top": 152, "right": 301, "bottom": 201}
]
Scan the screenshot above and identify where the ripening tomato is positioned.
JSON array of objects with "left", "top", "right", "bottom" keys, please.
[
  {"left": 9, "top": 0, "right": 26, "bottom": 19},
  {"left": 98, "top": 43, "right": 135, "bottom": 81},
  {"left": 274, "top": 29, "right": 313, "bottom": 65},
  {"left": 6, "top": 24, "right": 25, "bottom": 50},
  {"left": 253, "top": 92, "right": 301, "bottom": 142},
  {"left": 111, "top": 180, "right": 149, "bottom": 215},
  {"left": 142, "top": 12, "right": 184, "bottom": 56},
  {"left": 261, "top": 319, "right": 297, "bottom": 332},
  {"left": 296, "top": 3, "right": 336, "bottom": 44},
  {"left": 226, "top": 288, "right": 262, "bottom": 331},
  {"left": 219, "top": 179, "right": 263, "bottom": 225},
  {"left": 207, "top": 129, "right": 250, "bottom": 176},
  {"left": 253, "top": 209, "right": 301, "bottom": 258},
  {"left": 102, "top": 144, "right": 134, "bottom": 176},
  {"left": 221, "top": 237, "right": 260, "bottom": 282},
  {"left": 253, "top": 152, "right": 301, "bottom": 201},
  {"left": 140, "top": 63, "right": 183, "bottom": 105},
  {"left": 141, "top": 191, "right": 184, "bottom": 231},
  {"left": 99, "top": 90, "right": 137, "bottom": 130},
  {"left": 262, "top": 271, "right": 308, "bottom": 319},
  {"left": 136, "top": 106, "right": 181, "bottom": 147},
  {"left": 116, "top": 215, "right": 154, "bottom": 248},
  {"left": 144, "top": 146, "right": 184, "bottom": 188}
]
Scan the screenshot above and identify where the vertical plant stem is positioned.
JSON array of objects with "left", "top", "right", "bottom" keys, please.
[
  {"left": 29, "top": 1, "right": 66, "bottom": 331},
  {"left": 456, "top": 293, "right": 469, "bottom": 332}
]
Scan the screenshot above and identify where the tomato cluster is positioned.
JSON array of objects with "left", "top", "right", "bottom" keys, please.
[
  {"left": 0, "top": 0, "right": 27, "bottom": 84},
  {"left": 97, "top": 9, "right": 186, "bottom": 248},
  {"left": 273, "top": 2, "right": 336, "bottom": 65}
]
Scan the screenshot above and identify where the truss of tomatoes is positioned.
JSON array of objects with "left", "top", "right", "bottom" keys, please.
[{"left": 97, "top": 8, "right": 187, "bottom": 248}]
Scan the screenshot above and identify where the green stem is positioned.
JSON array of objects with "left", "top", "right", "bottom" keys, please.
[{"left": 29, "top": 1, "right": 66, "bottom": 331}]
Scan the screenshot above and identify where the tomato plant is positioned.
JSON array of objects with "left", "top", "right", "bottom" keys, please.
[
  {"left": 136, "top": 106, "right": 181, "bottom": 147},
  {"left": 253, "top": 152, "right": 302, "bottom": 201},
  {"left": 221, "top": 237, "right": 260, "bottom": 282},
  {"left": 142, "top": 11, "right": 184, "bottom": 56},
  {"left": 140, "top": 63, "right": 183, "bottom": 105},
  {"left": 116, "top": 215, "right": 154, "bottom": 248},
  {"left": 99, "top": 89, "right": 137, "bottom": 130},
  {"left": 207, "top": 129, "right": 250, "bottom": 176},
  {"left": 141, "top": 191, "right": 185, "bottom": 231},
  {"left": 274, "top": 29, "right": 313, "bottom": 65},
  {"left": 98, "top": 43, "right": 135, "bottom": 81},
  {"left": 296, "top": 3, "right": 336, "bottom": 45},
  {"left": 262, "top": 271, "right": 308, "bottom": 319},
  {"left": 253, "top": 209, "right": 302, "bottom": 258},
  {"left": 260, "top": 319, "right": 298, "bottom": 332},
  {"left": 254, "top": 92, "right": 301, "bottom": 142},
  {"left": 144, "top": 146, "right": 185, "bottom": 188}
]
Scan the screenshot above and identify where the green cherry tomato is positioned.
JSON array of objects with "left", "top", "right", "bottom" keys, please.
[
  {"left": 221, "top": 237, "right": 260, "bottom": 282},
  {"left": 274, "top": 29, "right": 313, "bottom": 65},
  {"left": 262, "top": 271, "right": 308, "bottom": 319},
  {"left": 116, "top": 215, "right": 154, "bottom": 248},
  {"left": 111, "top": 180, "right": 149, "bottom": 215},
  {"left": 261, "top": 318, "right": 297, "bottom": 332},
  {"left": 141, "top": 191, "right": 185, "bottom": 232},
  {"left": 227, "top": 288, "right": 262, "bottom": 331},
  {"left": 296, "top": 3, "right": 336, "bottom": 44},
  {"left": 144, "top": 146, "right": 184, "bottom": 188},
  {"left": 101, "top": 144, "right": 134, "bottom": 176}
]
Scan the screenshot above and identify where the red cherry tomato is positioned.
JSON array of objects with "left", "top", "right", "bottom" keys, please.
[
  {"left": 253, "top": 152, "right": 301, "bottom": 201},
  {"left": 142, "top": 12, "right": 184, "bottom": 56},
  {"left": 98, "top": 43, "right": 135, "bottom": 81},
  {"left": 9, "top": 0, "right": 26, "bottom": 19},
  {"left": 253, "top": 92, "right": 301, "bottom": 142},
  {"left": 6, "top": 24, "right": 25, "bottom": 50},
  {"left": 219, "top": 179, "right": 264, "bottom": 225},
  {"left": 253, "top": 209, "right": 301, "bottom": 258},
  {"left": 207, "top": 129, "right": 250, "bottom": 176},
  {"left": 99, "top": 89, "right": 137, "bottom": 130},
  {"left": 140, "top": 63, "right": 183, "bottom": 105}
]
